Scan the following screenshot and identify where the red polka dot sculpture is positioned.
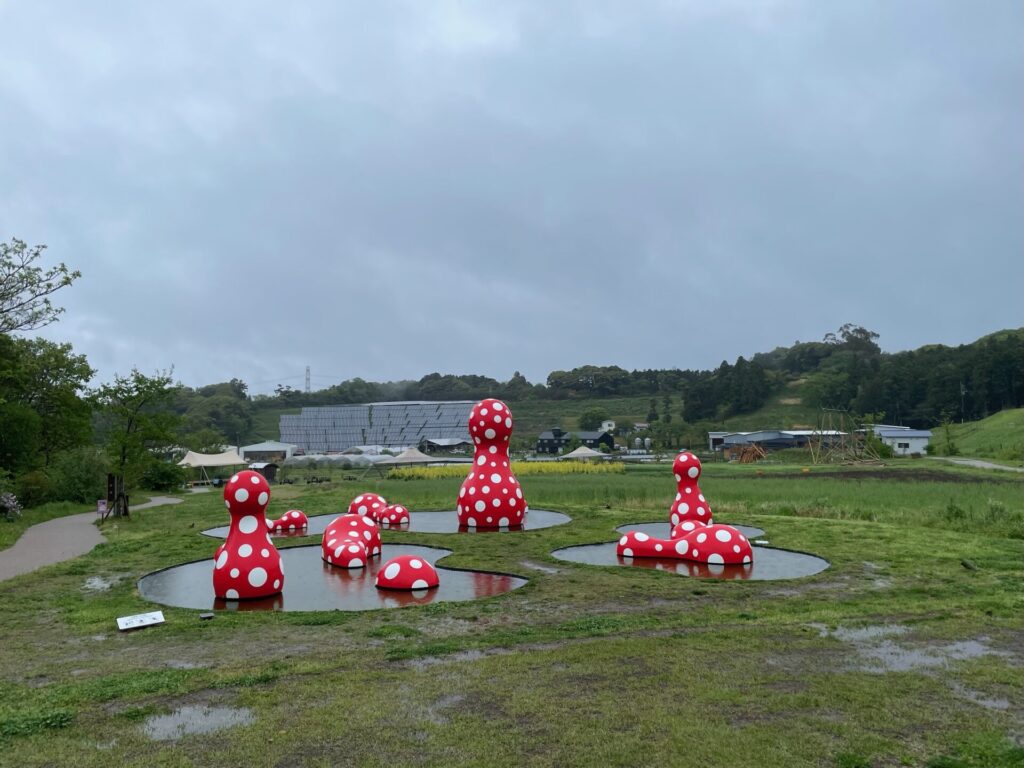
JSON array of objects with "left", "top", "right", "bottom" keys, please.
[
  {"left": 380, "top": 503, "right": 410, "bottom": 526},
  {"left": 322, "top": 537, "right": 368, "bottom": 569},
  {"left": 457, "top": 398, "right": 526, "bottom": 528},
  {"left": 669, "top": 451, "right": 712, "bottom": 526},
  {"left": 322, "top": 514, "right": 381, "bottom": 561},
  {"left": 268, "top": 509, "right": 309, "bottom": 531},
  {"left": 676, "top": 524, "right": 753, "bottom": 565},
  {"left": 671, "top": 519, "right": 709, "bottom": 539},
  {"left": 213, "top": 470, "right": 284, "bottom": 600},
  {"left": 374, "top": 555, "right": 440, "bottom": 591},
  {"left": 349, "top": 493, "right": 387, "bottom": 521}
]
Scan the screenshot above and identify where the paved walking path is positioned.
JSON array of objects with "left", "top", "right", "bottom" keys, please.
[
  {"left": 928, "top": 457, "right": 1024, "bottom": 473},
  {"left": 0, "top": 495, "right": 184, "bottom": 583}
]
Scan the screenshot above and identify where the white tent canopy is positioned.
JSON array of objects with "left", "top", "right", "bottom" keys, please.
[
  {"left": 178, "top": 449, "right": 248, "bottom": 468},
  {"left": 558, "top": 446, "right": 606, "bottom": 461}
]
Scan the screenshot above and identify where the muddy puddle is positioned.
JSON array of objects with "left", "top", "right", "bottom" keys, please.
[
  {"left": 809, "top": 623, "right": 1009, "bottom": 673},
  {"left": 552, "top": 540, "right": 828, "bottom": 581},
  {"left": 138, "top": 543, "right": 527, "bottom": 612},
  {"left": 142, "top": 705, "right": 254, "bottom": 741},
  {"left": 202, "top": 509, "right": 571, "bottom": 539}
]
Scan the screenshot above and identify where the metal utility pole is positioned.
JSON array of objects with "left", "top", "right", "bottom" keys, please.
[{"left": 305, "top": 366, "right": 311, "bottom": 393}]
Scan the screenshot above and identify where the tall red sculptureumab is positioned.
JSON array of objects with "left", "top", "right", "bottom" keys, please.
[
  {"left": 457, "top": 398, "right": 527, "bottom": 528},
  {"left": 213, "top": 470, "right": 284, "bottom": 600},
  {"left": 669, "top": 451, "right": 712, "bottom": 527}
]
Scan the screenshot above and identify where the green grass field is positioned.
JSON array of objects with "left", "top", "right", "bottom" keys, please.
[
  {"left": 943, "top": 408, "right": 1024, "bottom": 463},
  {"left": 2, "top": 462, "right": 1022, "bottom": 767}
]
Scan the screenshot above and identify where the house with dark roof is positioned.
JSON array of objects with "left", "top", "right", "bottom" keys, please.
[{"left": 536, "top": 428, "right": 614, "bottom": 454}]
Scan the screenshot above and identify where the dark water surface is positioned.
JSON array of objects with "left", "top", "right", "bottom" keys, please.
[{"left": 139, "top": 543, "right": 527, "bottom": 611}]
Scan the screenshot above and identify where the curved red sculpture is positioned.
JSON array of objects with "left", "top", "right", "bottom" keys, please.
[
  {"left": 380, "top": 503, "right": 410, "bottom": 526},
  {"left": 676, "top": 524, "right": 753, "bottom": 565},
  {"left": 213, "top": 470, "right": 284, "bottom": 600},
  {"left": 322, "top": 537, "right": 368, "bottom": 569},
  {"left": 322, "top": 513, "right": 381, "bottom": 560},
  {"left": 349, "top": 493, "right": 387, "bottom": 521},
  {"left": 670, "top": 519, "right": 709, "bottom": 539},
  {"left": 374, "top": 555, "right": 440, "bottom": 591},
  {"left": 457, "top": 398, "right": 526, "bottom": 528},
  {"left": 269, "top": 509, "right": 308, "bottom": 531},
  {"left": 669, "top": 452, "right": 712, "bottom": 527}
]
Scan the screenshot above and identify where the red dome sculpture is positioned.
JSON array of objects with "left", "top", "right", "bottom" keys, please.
[
  {"left": 380, "top": 503, "right": 410, "bottom": 526},
  {"left": 348, "top": 493, "right": 387, "bottom": 521},
  {"left": 212, "top": 470, "right": 284, "bottom": 600},
  {"left": 269, "top": 509, "right": 309, "bottom": 531},
  {"left": 670, "top": 519, "right": 709, "bottom": 539},
  {"left": 677, "top": 524, "right": 753, "bottom": 565},
  {"left": 374, "top": 555, "right": 440, "bottom": 591},
  {"left": 669, "top": 452, "right": 713, "bottom": 526},
  {"left": 457, "top": 399, "right": 526, "bottom": 528},
  {"left": 322, "top": 536, "right": 368, "bottom": 569},
  {"left": 323, "top": 514, "right": 381, "bottom": 558}
]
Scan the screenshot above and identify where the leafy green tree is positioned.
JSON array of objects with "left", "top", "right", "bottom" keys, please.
[
  {"left": 0, "top": 238, "right": 80, "bottom": 333},
  {"left": 91, "top": 368, "right": 179, "bottom": 515},
  {"left": 578, "top": 407, "right": 610, "bottom": 431}
]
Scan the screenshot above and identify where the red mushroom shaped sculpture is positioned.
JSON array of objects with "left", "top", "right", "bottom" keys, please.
[
  {"left": 213, "top": 470, "right": 284, "bottom": 600},
  {"left": 323, "top": 513, "right": 381, "bottom": 558},
  {"left": 374, "top": 555, "right": 440, "bottom": 591},
  {"left": 269, "top": 509, "right": 309, "bottom": 531},
  {"left": 322, "top": 537, "right": 368, "bottom": 569},
  {"left": 380, "top": 503, "right": 410, "bottom": 526},
  {"left": 457, "top": 398, "right": 527, "bottom": 528},
  {"left": 669, "top": 451, "right": 713, "bottom": 526},
  {"left": 348, "top": 493, "right": 387, "bottom": 521}
]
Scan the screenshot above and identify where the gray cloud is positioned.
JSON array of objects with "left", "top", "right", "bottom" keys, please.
[{"left": 1, "top": 0, "right": 1021, "bottom": 392}]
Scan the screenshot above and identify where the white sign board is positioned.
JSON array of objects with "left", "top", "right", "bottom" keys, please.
[{"left": 116, "top": 610, "right": 165, "bottom": 631}]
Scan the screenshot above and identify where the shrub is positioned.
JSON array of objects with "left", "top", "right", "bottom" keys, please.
[
  {"left": 140, "top": 459, "right": 186, "bottom": 491},
  {"left": 48, "top": 446, "right": 108, "bottom": 503},
  {"left": 16, "top": 470, "right": 52, "bottom": 508},
  {"left": 1, "top": 491, "right": 22, "bottom": 522}
]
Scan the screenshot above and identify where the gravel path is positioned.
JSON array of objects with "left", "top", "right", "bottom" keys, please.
[
  {"left": 0, "top": 495, "right": 184, "bottom": 582},
  {"left": 928, "top": 457, "right": 1024, "bottom": 473}
]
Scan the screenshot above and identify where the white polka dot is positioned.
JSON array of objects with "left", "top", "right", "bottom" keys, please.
[
  {"left": 692, "top": 549, "right": 699, "bottom": 557},
  {"left": 708, "top": 553, "right": 724, "bottom": 565},
  {"left": 467, "top": 517, "right": 476, "bottom": 527},
  {"left": 475, "top": 500, "right": 486, "bottom": 512},
  {"left": 238, "top": 544, "right": 252, "bottom": 557},
  {"left": 619, "top": 536, "right": 628, "bottom": 546},
  {"left": 225, "top": 589, "right": 239, "bottom": 599},
  {"left": 357, "top": 505, "right": 368, "bottom": 515},
  {"left": 505, "top": 418, "right": 512, "bottom": 428},
  {"left": 261, "top": 548, "right": 270, "bottom": 557},
  {"left": 477, "top": 456, "right": 486, "bottom": 465},
  {"left": 215, "top": 551, "right": 228, "bottom": 569},
  {"left": 622, "top": 548, "right": 633, "bottom": 557},
  {"left": 699, "top": 494, "right": 706, "bottom": 502},
  {"left": 234, "top": 488, "right": 249, "bottom": 503},
  {"left": 238, "top": 515, "right": 258, "bottom": 534},
  {"left": 674, "top": 474, "right": 681, "bottom": 483},
  {"left": 685, "top": 487, "right": 692, "bottom": 494},
  {"left": 671, "top": 513, "right": 679, "bottom": 525},
  {"left": 715, "top": 529, "right": 733, "bottom": 543},
  {"left": 411, "top": 579, "right": 429, "bottom": 590},
  {"left": 494, "top": 403, "right": 504, "bottom": 411},
  {"left": 257, "top": 492, "right": 268, "bottom": 506},
  {"left": 675, "top": 540, "right": 688, "bottom": 555},
  {"left": 679, "top": 503, "right": 689, "bottom": 515},
  {"left": 410, "top": 559, "right": 423, "bottom": 569},
  {"left": 248, "top": 567, "right": 268, "bottom": 587},
  {"left": 230, "top": 568, "right": 239, "bottom": 578},
  {"left": 349, "top": 558, "right": 363, "bottom": 568},
  {"left": 481, "top": 408, "right": 488, "bottom": 415},
  {"left": 484, "top": 428, "right": 496, "bottom": 439},
  {"left": 515, "top": 488, "right": 522, "bottom": 499},
  {"left": 273, "top": 579, "right": 281, "bottom": 588},
  {"left": 231, "top": 475, "right": 239, "bottom": 483},
  {"left": 696, "top": 533, "right": 707, "bottom": 543},
  {"left": 348, "top": 545, "right": 361, "bottom": 554},
  {"left": 459, "top": 487, "right": 466, "bottom": 497},
  {"left": 688, "top": 467, "right": 699, "bottom": 478},
  {"left": 488, "top": 446, "right": 497, "bottom": 454},
  {"left": 733, "top": 545, "right": 741, "bottom": 553},
  {"left": 384, "top": 563, "right": 401, "bottom": 580},
  {"left": 508, "top": 498, "right": 515, "bottom": 506},
  {"left": 635, "top": 532, "right": 649, "bottom": 542},
  {"left": 697, "top": 507, "right": 706, "bottom": 517},
  {"left": 743, "top": 555, "right": 751, "bottom": 564},
  {"left": 492, "top": 499, "right": 501, "bottom": 507},
  {"left": 482, "top": 486, "right": 490, "bottom": 494},
  {"left": 498, "top": 517, "right": 509, "bottom": 527},
  {"left": 249, "top": 475, "right": 260, "bottom": 484}
]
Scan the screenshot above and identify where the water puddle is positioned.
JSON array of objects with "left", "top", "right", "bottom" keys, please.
[
  {"left": 552, "top": 541, "right": 828, "bottom": 581},
  {"left": 810, "top": 624, "right": 1007, "bottom": 673},
  {"left": 142, "top": 705, "right": 254, "bottom": 741},
  {"left": 202, "top": 509, "right": 570, "bottom": 539},
  {"left": 519, "top": 561, "right": 562, "bottom": 574},
  {"left": 138, "top": 544, "right": 527, "bottom": 612},
  {"left": 82, "top": 574, "right": 128, "bottom": 592}
]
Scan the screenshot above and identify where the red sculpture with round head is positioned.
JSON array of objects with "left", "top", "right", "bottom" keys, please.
[
  {"left": 380, "top": 503, "right": 410, "bottom": 526},
  {"left": 213, "top": 470, "right": 284, "bottom": 600},
  {"left": 669, "top": 451, "right": 712, "bottom": 526},
  {"left": 322, "top": 536, "right": 368, "bottom": 569},
  {"left": 269, "top": 509, "right": 308, "bottom": 531},
  {"left": 374, "top": 555, "right": 440, "bottom": 590},
  {"left": 457, "top": 399, "right": 526, "bottom": 528},
  {"left": 348, "top": 493, "right": 387, "bottom": 521},
  {"left": 323, "top": 513, "right": 381, "bottom": 558}
]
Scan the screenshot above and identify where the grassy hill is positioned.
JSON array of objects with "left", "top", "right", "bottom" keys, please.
[{"left": 941, "top": 407, "right": 1024, "bottom": 462}]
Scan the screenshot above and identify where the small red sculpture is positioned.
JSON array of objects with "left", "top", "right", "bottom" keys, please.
[
  {"left": 677, "top": 524, "right": 753, "bottom": 565},
  {"left": 380, "top": 503, "right": 410, "bottom": 526},
  {"left": 669, "top": 452, "right": 712, "bottom": 526},
  {"left": 269, "top": 509, "right": 309, "bottom": 531},
  {"left": 457, "top": 398, "right": 526, "bottom": 528},
  {"left": 322, "top": 536, "right": 368, "bottom": 569},
  {"left": 213, "top": 470, "right": 284, "bottom": 600},
  {"left": 374, "top": 555, "right": 440, "bottom": 591},
  {"left": 323, "top": 514, "right": 381, "bottom": 559},
  {"left": 349, "top": 493, "right": 387, "bottom": 521}
]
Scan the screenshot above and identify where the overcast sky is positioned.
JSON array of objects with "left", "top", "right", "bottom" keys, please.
[{"left": 2, "top": 1, "right": 1021, "bottom": 394}]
